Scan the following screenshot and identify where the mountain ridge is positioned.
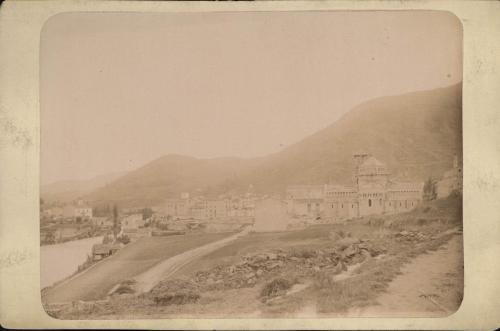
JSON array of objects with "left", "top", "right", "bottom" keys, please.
[{"left": 79, "top": 83, "right": 462, "bottom": 207}]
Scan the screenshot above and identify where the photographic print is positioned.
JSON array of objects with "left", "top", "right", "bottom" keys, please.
[{"left": 39, "top": 10, "right": 463, "bottom": 319}]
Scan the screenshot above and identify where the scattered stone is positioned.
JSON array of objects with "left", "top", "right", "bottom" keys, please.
[
  {"left": 188, "top": 238, "right": 386, "bottom": 292},
  {"left": 267, "top": 253, "right": 278, "bottom": 260}
]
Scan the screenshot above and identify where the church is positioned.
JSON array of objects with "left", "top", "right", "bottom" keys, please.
[{"left": 286, "top": 153, "right": 424, "bottom": 221}]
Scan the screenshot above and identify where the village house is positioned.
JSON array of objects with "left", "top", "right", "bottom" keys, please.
[
  {"left": 163, "top": 193, "right": 233, "bottom": 221},
  {"left": 91, "top": 216, "right": 113, "bottom": 228},
  {"left": 62, "top": 200, "right": 93, "bottom": 219},
  {"left": 42, "top": 206, "right": 64, "bottom": 218},
  {"left": 119, "top": 214, "right": 149, "bottom": 241},
  {"left": 286, "top": 153, "right": 424, "bottom": 221},
  {"left": 121, "top": 214, "right": 144, "bottom": 229},
  {"left": 206, "top": 199, "right": 231, "bottom": 220},
  {"left": 286, "top": 185, "right": 325, "bottom": 217},
  {"left": 436, "top": 155, "right": 462, "bottom": 198},
  {"left": 164, "top": 196, "right": 191, "bottom": 219},
  {"left": 92, "top": 243, "right": 121, "bottom": 261}
]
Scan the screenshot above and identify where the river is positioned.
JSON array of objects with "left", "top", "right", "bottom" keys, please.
[{"left": 41, "top": 236, "right": 103, "bottom": 289}]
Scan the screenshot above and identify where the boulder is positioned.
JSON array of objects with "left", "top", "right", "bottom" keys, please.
[
  {"left": 342, "top": 244, "right": 360, "bottom": 257},
  {"left": 245, "top": 272, "right": 256, "bottom": 279},
  {"left": 332, "top": 262, "right": 344, "bottom": 275},
  {"left": 335, "top": 237, "right": 361, "bottom": 250},
  {"left": 266, "top": 253, "right": 278, "bottom": 260}
]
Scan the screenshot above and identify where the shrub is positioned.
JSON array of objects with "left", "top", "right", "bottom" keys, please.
[
  {"left": 102, "top": 234, "right": 113, "bottom": 244},
  {"left": 118, "top": 235, "right": 130, "bottom": 245},
  {"left": 114, "top": 283, "right": 136, "bottom": 295},
  {"left": 153, "top": 293, "right": 200, "bottom": 305},
  {"left": 260, "top": 278, "right": 293, "bottom": 299},
  {"left": 150, "top": 279, "right": 201, "bottom": 306}
]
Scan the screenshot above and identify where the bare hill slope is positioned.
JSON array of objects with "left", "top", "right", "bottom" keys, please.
[{"left": 85, "top": 83, "right": 461, "bottom": 207}]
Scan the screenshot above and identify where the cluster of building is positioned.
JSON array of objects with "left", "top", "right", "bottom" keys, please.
[
  {"left": 253, "top": 153, "right": 462, "bottom": 232},
  {"left": 285, "top": 153, "right": 425, "bottom": 221},
  {"left": 41, "top": 199, "right": 93, "bottom": 220},
  {"left": 40, "top": 153, "right": 463, "bottom": 240},
  {"left": 162, "top": 193, "right": 257, "bottom": 221}
]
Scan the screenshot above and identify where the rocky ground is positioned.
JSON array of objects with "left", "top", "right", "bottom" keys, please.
[{"left": 46, "top": 227, "right": 461, "bottom": 319}]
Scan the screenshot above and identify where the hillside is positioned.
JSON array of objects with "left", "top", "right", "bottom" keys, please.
[
  {"left": 41, "top": 171, "right": 126, "bottom": 203},
  {"left": 85, "top": 83, "right": 462, "bottom": 207},
  {"left": 237, "top": 83, "right": 462, "bottom": 192},
  {"left": 86, "top": 155, "right": 264, "bottom": 206}
]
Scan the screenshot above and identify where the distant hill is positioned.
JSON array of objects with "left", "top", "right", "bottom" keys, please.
[
  {"left": 85, "top": 155, "right": 263, "bottom": 207},
  {"left": 85, "top": 83, "right": 462, "bottom": 207},
  {"left": 41, "top": 171, "right": 126, "bottom": 203}
]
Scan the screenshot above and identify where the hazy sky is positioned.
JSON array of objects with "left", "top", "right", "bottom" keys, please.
[{"left": 41, "top": 10, "right": 462, "bottom": 185}]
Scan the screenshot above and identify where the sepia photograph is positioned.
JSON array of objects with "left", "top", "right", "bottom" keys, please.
[{"left": 38, "top": 10, "right": 464, "bottom": 319}]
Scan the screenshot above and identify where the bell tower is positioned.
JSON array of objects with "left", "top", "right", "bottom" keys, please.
[{"left": 353, "top": 152, "right": 370, "bottom": 185}]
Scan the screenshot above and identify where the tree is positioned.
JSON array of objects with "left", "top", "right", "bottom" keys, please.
[
  {"left": 141, "top": 207, "right": 153, "bottom": 220},
  {"left": 44, "top": 231, "right": 56, "bottom": 245},
  {"left": 112, "top": 204, "right": 119, "bottom": 240},
  {"left": 423, "top": 177, "right": 437, "bottom": 201},
  {"left": 102, "top": 234, "right": 113, "bottom": 244}
]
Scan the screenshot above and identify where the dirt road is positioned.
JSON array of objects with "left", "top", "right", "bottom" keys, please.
[
  {"left": 42, "top": 232, "right": 234, "bottom": 304},
  {"left": 349, "top": 234, "right": 464, "bottom": 317},
  {"left": 131, "top": 228, "right": 250, "bottom": 293}
]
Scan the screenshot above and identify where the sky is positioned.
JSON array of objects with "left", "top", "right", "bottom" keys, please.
[{"left": 40, "top": 10, "right": 462, "bottom": 185}]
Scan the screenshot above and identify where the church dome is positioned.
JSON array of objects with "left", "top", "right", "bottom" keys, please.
[{"left": 358, "top": 156, "right": 389, "bottom": 175}]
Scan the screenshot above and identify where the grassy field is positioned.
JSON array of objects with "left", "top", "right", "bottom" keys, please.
[
  {"left": 42, "top": 232, "right": 233, "bottom": 304},
  {"left": 49, "top": 194, "right": 463, "bottom": 319}
]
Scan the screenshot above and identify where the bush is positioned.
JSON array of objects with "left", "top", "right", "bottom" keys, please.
[
  {"left": 260, "top": 278, "right": 293, "bottom": 299},
  {"left": 102, "top": 234, "right": 113, "bottom": 244},
  {"left": 153, "top": 293, "right": 200, "bottom": 305},
  {"left": 114, "top": 282, "right": 136, "bottom": 295},
  {"left": 118, "top": 235, "right": 130, "bottom": 245},
  {"left": 150, "top": 279, "right": 201, "bottom": 306}
]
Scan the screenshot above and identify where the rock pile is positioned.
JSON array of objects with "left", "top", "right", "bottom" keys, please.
[
  {"left": 394, "top": 230, "right": 434, "bottom": 243},
  {"left": 193, "top": 252, "right": 287, "bottom": 290},
  {"left": 193, "top": 236, "right": 386, "bottom": 291}
]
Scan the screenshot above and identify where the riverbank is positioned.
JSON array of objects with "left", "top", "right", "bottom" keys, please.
[{"left": 41, "top": 236, "right": 103, "bottom": 289}]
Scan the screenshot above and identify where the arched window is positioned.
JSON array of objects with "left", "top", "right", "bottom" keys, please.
[{"left": 368, "top": 199, "right": 372, "bottom": 207}]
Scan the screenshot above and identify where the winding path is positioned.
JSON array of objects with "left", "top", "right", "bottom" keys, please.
[
  {"left": 42, "top": 231, "right": 240, "bottom": 304},
  {"left": 130, "top": 228, "right": 250, "bottom": 293}
]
